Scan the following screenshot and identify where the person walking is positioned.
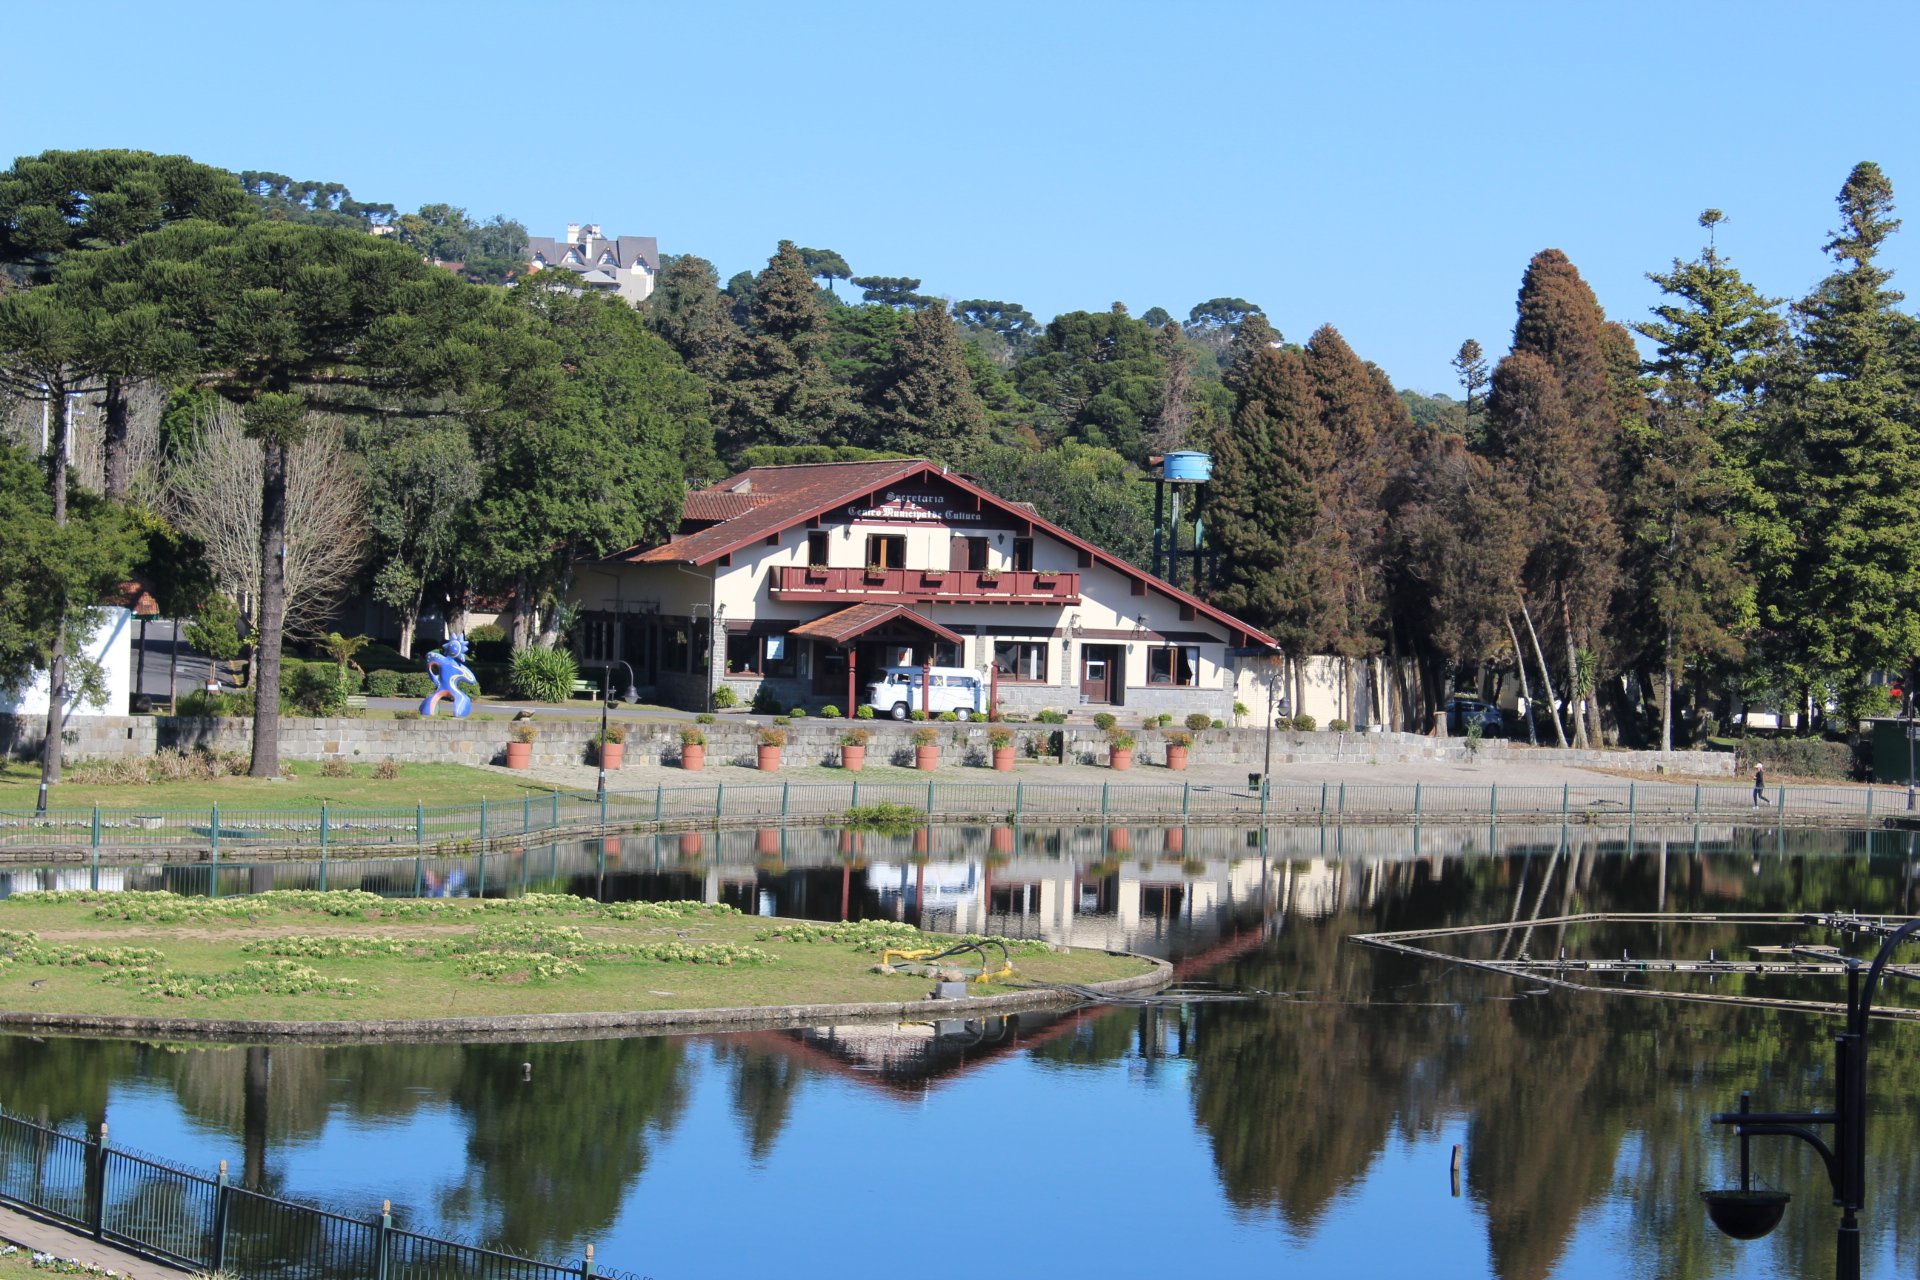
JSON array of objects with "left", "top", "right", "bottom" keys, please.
[{"left": 1752, "top": 763, "right": 1770, "bottom": 807}]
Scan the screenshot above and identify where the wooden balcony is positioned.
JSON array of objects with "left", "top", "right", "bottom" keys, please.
[{"left": 770, "top": 565, "right": 1081, "bottom": 605}]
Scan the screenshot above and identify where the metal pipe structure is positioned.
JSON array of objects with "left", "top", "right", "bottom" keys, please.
[{"left": 1705, "top": 917, "right": 1920, "bottom": 1280}]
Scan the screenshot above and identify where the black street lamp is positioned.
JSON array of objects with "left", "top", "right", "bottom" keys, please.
[
  {"left": 1703, "top": 917, "right": 1920, "bottom": 1280},
  {"left": 1256, "top": 656, "right": 1290, "bottom": 798},
  {"left": 596, "top": 663, "right": 613, "bottom": 805}
]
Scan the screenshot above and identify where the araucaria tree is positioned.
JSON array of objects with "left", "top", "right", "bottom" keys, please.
[
  {"left": 74, "top": 220, "right": 531, "bottom": 776},
  {"left": 1627, "top": 209, "right": 1778, "bottom": 749}
]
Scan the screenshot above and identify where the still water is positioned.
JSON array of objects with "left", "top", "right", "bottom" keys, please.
[{"left": 4, "top": 821, "right": 1920, "bottom": 1280}]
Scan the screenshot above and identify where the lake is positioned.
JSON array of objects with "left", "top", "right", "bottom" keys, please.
[{"left": 3, "top": 820, "right": 1918, "bottom": 1279}]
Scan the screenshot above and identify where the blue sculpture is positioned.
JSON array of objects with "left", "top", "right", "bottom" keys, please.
[{"left": 421, "top": 633, "right": 478, "bottom": 718}]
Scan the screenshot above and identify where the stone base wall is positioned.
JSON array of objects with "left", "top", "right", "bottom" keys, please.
[{"left": 1, "top": 715, "right": 1735, "bottom": 777}]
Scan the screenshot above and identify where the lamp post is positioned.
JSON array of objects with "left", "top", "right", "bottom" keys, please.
[
  {"left": 1703, "top": 917, "right": 1920, "bottom": 1280},
  {"left": 596, "top": 663, "right": 612, "bottom": 804},
  {"left": 1257, "top": 654, "right": 1290, "bottom": 797}
]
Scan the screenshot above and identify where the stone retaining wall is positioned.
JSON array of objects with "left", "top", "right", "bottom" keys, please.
[{"left": 1, "top": 713, "right": 1733, "bottom": 776}]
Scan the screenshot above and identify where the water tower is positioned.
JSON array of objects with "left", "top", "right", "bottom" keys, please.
[{"left": 1152, "top": 451, "right": 1212, "bottom": 591}]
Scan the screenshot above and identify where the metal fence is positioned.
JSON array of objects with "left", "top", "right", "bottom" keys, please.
[
  {"left": 0, "top": 778, "right": 1911, "bottom": 857},
  {"left": 0, "top": 1106, "right": 624, "bottom": 1279}
]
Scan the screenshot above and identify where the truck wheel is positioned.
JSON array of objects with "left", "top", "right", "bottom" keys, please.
[
  {"left": 955, "top": 707, "right": 971, "bottom": 721},
  {"left": 891, "top": 702, "right": 910, "bottom": 721}
]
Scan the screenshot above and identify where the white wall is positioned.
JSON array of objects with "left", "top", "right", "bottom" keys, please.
[{"left": 1, "top": 607, "right": 134, "bottom": 718}]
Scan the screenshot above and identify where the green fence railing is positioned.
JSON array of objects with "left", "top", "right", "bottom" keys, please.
[
  {"left": 0, "top": 779, "right": 1906, "bottom": 855},
  {"left": 0, "top": 1105, "right": 632, "bottom": 1279}
]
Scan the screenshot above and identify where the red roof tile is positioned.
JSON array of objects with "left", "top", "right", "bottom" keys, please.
[
  {"left": 787, "top": 603, "right": 966, "bottom": 646},
  {"left": 609, "top": 459, "right": 1278, "bottom": 649},
  {"left": 682, "top": 490, "right": 774, "bottom": 522}
]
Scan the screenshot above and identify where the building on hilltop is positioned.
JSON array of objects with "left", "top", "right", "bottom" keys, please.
[
  {"left": 568, "top": 459, "right": 1278, "bottom": 719},
  {"left": 524, "top": 223, "right": 658, "bottom": 303}
]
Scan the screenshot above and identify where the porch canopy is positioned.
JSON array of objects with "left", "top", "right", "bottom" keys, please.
[
  {"left": 788, "top": 603, "right": 966, "bottom": 649},
  {"left": 789, "top": 604, "right": 967, "bottom": 715}
]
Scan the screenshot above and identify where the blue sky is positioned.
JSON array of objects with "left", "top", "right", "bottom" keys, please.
[{"left": 7, "top": 1, "right": 1917, "bottom": 394}]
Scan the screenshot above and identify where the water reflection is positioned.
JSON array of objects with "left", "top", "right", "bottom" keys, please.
[{"left": 4, "top": 823, "right": 1920, "bottom": 1278}]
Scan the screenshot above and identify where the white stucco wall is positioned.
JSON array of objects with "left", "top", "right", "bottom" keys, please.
[{"left": 1, "top": 606, "right": 134, "bottom": 718}]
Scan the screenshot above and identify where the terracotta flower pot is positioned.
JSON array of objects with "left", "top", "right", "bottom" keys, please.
[
  {"left": 1164, "top": 827, "right": 1186, "bottom": 855},
  {"left": 913, "top": 827, "right": 932, "bottom": 856},
  {"left": 991, "top": 746, "right": 1015, "bottom": 772},
  {"left": 1108, "top": 827, "right": 1132, "bottom": 853},
  {"left": 915, "top": 745, "right": 940, "bottom": 771},
  {"left": 678, "top": 831, "right": 704, "bottom": 858},
  {"left": 755, "top": 828, "right": 782, "bottom": 857},
  {"left": 505, "top": 741, "right": 532, "bottom": 770},
  {"left": 757, "top": 745, "right": 782, "bottom": 771},
  {"left": 990, "top": 826, "right": 1015, "bottom": 855},
  {"left": 841, "top": 744, "right": 866, "bottom": 771},
  {"left": 1165, "top": 744, "right": 1188, "bottom": 771},
  {"left": 598, "top": 742, "right": 624, "bottom": 770},
  {"left": 681, "top": 744, "right": 705, "bottom": 771},
  {"left": 1109, "top": 747, "right": 1134, "bottom": 771}
]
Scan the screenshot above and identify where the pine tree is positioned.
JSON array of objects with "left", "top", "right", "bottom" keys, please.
[
  {"left": 1208, "top": 345, "right": 1344, "bottom": 666},
  {"left": 1304, "top": 325, "right": 1388, "bottom": 711},
  {"left": 1451, "top": 338, "right": 1489, "bottom": 435},
  {"left": 1503, "top": 250, "right": 1627, "bottom": 744},
  {"left": 1485, "top": 350, "right": 1619, "bottom": 746},
  {"left": 1776, "top": 162, "right": 1920, "bottom": 713},
  {"left": 719, "top": 241, "right": 851, "bottom": 456},
  {"left": 869, "top": 305, "right": 990, "bottom": 463},
  {"left": 1629, "top": 209, "right": 1781, "bottom": 748}
]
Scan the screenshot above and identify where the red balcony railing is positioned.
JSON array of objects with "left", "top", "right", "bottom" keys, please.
[{"left": 770, "top": 565, "right": 1081, "bottom": 604}]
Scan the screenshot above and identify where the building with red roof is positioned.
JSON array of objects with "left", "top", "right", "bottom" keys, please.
[{"left": 573, "top": 459, "right": 1276, "bottom": 718}]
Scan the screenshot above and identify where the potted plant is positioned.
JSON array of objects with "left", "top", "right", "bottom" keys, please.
[
  {"left": 988, "top": 726, "right": 1016, "bottom": 772},
  {"left": 756, "top": 725, "right": 787, "bottom": 771},
  {"left": 978, "top": 567, "right": 1001, "bottom": 585},
  {"left": 911, "top": 726, "right": 940, "bottom": 771},
  {"left": 1107, "top": 730, "right": 1136, "bottom": 771},
  {"left": 806, "top": 562, "right": 831, "bottom": 579},
  {"left": 506, "top": 720, "right": 537, "bottom": 769},
  {"left": 990, "top": 825, "right": 1016, "bottom": 855},
  {"left": 592, "top": 723, "right": 627, "bottom": 769},
  {"left": 679, "top": 725, "right": 706, "bottom": 771},
  {"left": 839, "top": 727, "right": 871, "bottom": 771},
  {"left": 865, "top": 562, "right": 888, "bottom": 580},
  {"left": 1163, "top": 729, "right": 1192, "bottom": 771}
]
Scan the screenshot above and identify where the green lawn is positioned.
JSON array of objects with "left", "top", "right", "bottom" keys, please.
[
  {"left": 0, "top": 890, "right": 1152, "bottom": 1023},
  {"left": 0, "top": 761, "right": 565, "bottom": 813}
]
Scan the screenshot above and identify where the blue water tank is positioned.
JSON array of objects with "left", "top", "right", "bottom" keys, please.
[{"left": 1163, "top": 451, "right": 1213, "bottom": 482}]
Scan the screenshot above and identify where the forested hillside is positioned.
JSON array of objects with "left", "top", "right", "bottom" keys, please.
[{"left": 3, "top": 148, "right": 1917, "bottom": 778}]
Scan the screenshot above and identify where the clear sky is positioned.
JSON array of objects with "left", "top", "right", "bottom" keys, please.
[{"left": 7, "top": 0, "right": 1917, "bottom": 394}]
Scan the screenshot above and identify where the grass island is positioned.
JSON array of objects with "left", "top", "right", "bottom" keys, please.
[{"left": 0, "top": 890, "right": 1160, "bottom": 1033}]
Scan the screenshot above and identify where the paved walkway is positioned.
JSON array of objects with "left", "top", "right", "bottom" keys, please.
[{"left": 0, "top": 1203, "right": 184, "bottom": 1276}]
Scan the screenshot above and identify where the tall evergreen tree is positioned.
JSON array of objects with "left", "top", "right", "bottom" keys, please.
[
  {"left": 0, "top": 149, "right": 248, "bottom": 499},
  {"left": 867, "top": 305, "right": 990, "bottom": 462},
  {"left": 719, "top": 241, "right": 850, "bottom": 456},
  {"left": 1503, "top": 250, "right": 1627, "bottom": 744},
  {"left": 1485, "top": 350, "right": 1618, "bottom": 746},
  {"left": 1208, "top": 345, "right": 1344, "bottom": 683},
  {"left": 1775, "top": 162, "right": 1920, "bottom": 714},
  {"left": 1630, "top": 208, "right": 1781, "bottom": 748}
]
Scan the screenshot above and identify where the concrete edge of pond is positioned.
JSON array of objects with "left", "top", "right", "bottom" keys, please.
[{"left": 0, "top": 955, "right": 1175, "bottom": 1046}]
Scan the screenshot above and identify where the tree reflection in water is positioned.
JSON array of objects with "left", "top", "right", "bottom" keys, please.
[{"left": 4, "top": 825, "right": 1920, "bottom": 1278}]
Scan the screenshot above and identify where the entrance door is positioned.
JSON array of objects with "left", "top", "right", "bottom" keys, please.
[{"left": 1080, "top": 644, "right": 1121, "bottom": 704}]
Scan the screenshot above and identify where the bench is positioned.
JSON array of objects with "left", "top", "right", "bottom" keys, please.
[
  {"left": 569, "top": 678, "right": 600, "bottom": 700},
  {"left": 346, "top": 694, "right": 369, "bottom": 712}
]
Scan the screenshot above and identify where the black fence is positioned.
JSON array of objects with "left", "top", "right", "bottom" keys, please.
[{"left": 0, "top": 1106, "right": 629, "bottom": 1279}]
